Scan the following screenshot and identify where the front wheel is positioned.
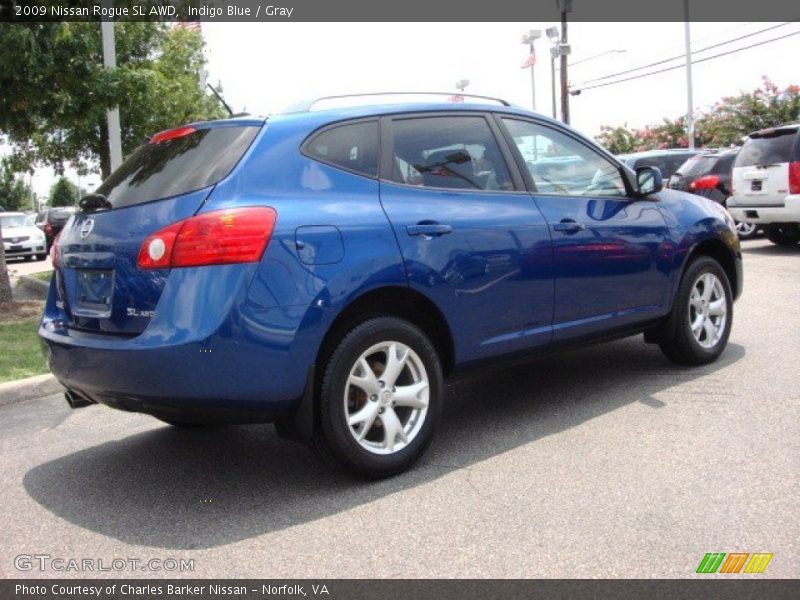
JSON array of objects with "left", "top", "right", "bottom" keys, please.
[
  {"left": 312, "top": 317, "right": 443, "bottom": 479},
  {"left": 659, "top": 257, "right": 733, "bottom": 366},
  {"left": 765, "top": 224, "right": 800, "bottom": 246}
]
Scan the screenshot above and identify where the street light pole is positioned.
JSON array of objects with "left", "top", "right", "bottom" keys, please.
[
  {"left": 683, "top": 0, "right": 695, "bottom": 149},
  {"left": 101, "top": 1, "right": 122, "bottom": 173},
  {"left": 546, "top": 26, "right": 560, "bottom": 120}
]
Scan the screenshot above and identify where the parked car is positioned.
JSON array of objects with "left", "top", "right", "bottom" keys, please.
[
  {"left": 617, "top": 149, "right": 710, "bottom": 184},
  {"left": 669, "top": 149, "right": 760, "bottom": 239},
  {"left": 1, "top": 211, "right": 47, "bottom": 261},
  {"left": 727, "top": 123, "right": 800, "bottom": 246},
  {"left": 35, "top": 206, "right": 78, "bottom": 251},
  {"left": 40, "top": 95, "right": 742, "bottom": 478}
]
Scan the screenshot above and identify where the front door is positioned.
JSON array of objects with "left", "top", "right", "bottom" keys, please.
[
  {"left": 499, "top": 116, "right": 671, "bottom": 341},
  {"left": 378, "top": 114, "right": 554, "bottom": 364}
]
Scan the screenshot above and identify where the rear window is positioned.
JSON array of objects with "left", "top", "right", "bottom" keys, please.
[
  {"left": 676, "top": 156, "right": 717, "bottom": 178},
  {"left": 304, "top": 121, "right": 379, "bottom": 177},
  {"left": 96, "top": 125, "right": 260, "bottom": 209},
  {"left": 735, "top": 130, "right": 798, "bottom": 168}
]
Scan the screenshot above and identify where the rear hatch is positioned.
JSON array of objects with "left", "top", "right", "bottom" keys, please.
[
  {"left": 54, "top": 122, "right": 261, "bottom": 336},
  {"left": 669, "top": 155, "right": 716, "bottom": 192},
  {"left": 732, "top": 127, "right": 799, "bottom": 205}
]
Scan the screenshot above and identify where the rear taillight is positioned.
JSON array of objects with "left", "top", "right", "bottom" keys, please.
[
  {"left": 137, "top": 207, "right": 277, "bottom": 270},
  {"left": 44, "top": 222, "right": 53, "bottom": 235},
  {"left": 789, "top": 161, "right": 800, "bottom": 194},
  {"left": 50, "top": 233, "right": 60, "bottom": 267},
  {"left": 690, "top": 175, "right": 721, "bottom": 190}
]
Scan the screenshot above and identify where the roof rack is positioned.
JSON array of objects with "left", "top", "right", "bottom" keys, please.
[{"left": 282, "top": 92, "right": 512, "bottom": 113}]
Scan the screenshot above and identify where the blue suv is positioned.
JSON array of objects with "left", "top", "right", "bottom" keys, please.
[{"left": 40, "top": 94, "right": 742, "bottom": 478}]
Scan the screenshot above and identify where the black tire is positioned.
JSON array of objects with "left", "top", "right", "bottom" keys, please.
[
  {"left": 659, "top": 256, "right": 733, "bottom": 366},
  {"left": 312, "top": 317, "right": 444, "bottom": 479},
  {"left": 765, "top": 224, "right": 800, "bottom": 246}
]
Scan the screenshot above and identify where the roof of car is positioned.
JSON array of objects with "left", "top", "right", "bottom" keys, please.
[{"left": 618, "top": 149, "right": 707, "bottom": 160}]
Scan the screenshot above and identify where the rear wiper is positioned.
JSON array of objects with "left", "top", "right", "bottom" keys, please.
[
  {"left": 755, "top": 163, "right": 782, "bottom": 168},
  {"left": 79, "top": 193, "right": 112, "bottom": 213}
]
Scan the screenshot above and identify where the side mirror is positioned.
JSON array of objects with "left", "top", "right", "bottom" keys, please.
[{"left": 636, "top": 166, "right": 663, "bottom": 196}]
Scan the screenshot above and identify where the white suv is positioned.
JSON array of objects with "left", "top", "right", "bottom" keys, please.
[{"left": 727, "top": 123, "right": 800, "bottom": 246}]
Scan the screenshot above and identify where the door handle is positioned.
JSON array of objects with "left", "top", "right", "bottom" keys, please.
[
  {"left": 552, "top": 219, "right": 586, "bottom": 233},
  {"left": 407, "top": 223, "right": 453, "bottom": 237}
]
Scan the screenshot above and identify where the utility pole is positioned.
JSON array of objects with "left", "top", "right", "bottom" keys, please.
[
  {"left": 558, "top": 0, "right": 572, "bottom": 124},
  {"left": 101, "top": 2, "right": 123, "bottom": 173},
  {"left": 683, "top": 0, "right": 695, "bottom": 149}
]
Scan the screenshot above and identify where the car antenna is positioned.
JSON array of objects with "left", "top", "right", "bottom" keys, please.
[{"left": 207, "top": 83, "right": 234, "bottom": 117}]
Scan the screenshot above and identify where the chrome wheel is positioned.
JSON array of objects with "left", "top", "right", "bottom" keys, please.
[
  {"left": 735, "top": 221, "right": 756, "bottom": 237},
  {"left": 344, "top": 341, "right": 429, "bottom": 455},
  {"left": 688, "top": 272, "right": 727, "bottom": 349}
]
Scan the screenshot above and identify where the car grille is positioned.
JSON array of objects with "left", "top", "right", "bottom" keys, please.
[{"left": 3, "top": 236, "right": 30, "bottom": 243}]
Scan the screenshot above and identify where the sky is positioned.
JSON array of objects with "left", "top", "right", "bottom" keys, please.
[{"left": 9, "top": 20, "right": 800, "bottom": 203}]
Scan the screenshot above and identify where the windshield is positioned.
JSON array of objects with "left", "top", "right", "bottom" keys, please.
[
  {"left": 96, "top": 125, "right": 260, "bottom": 209},
  {"left": 1, "top": 215, "right": 28, "bottom": 229}
]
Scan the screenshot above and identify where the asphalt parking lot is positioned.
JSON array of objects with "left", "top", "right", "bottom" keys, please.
[{"left": 1, "top": 238, "right": 798, "bottom": 579}]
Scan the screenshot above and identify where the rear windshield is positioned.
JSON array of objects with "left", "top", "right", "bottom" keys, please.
[
  {"left": 735, "top": 130, "right": 797, "bottom": 167},
  {"left": 676, "top": 156, "right": 717, "bottom": 177},
  {"left": 96, "top": 125, "right": 260, "bottom": 209}
]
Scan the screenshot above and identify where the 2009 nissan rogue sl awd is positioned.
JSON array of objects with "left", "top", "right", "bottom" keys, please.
[{"left": 40, "top": 94, "right": 743, "bottom": 478}]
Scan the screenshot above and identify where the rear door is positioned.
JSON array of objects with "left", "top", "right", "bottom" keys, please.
[
  {"left": 732, "top": 128, "right": 799, "bottom": 205},
  {"left": 378, "top": 113, "right": 554, "bottom": 363},
  {"left": 498, "top": 116, "right": 671, "bottom": 341},
  {"left": 55, "top": 122, "right": 261, "bottom": 335}
]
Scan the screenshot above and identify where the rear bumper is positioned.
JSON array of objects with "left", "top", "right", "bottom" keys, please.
[
  {"left": 727, "top": 195, "right": 800, "bottom": 224},
  {"left": 39, "top": 265, "right": 322, "bottom": 422}
]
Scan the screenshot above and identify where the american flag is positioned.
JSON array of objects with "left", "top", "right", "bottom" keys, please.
[
  {"left": 521, "top": 49, "right": 536, "bottom": 69},
  {"left": 174, "top": 21, "right": 202, "bottom": 32}
]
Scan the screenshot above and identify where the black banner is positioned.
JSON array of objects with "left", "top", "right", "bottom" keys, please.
[{"left": 2, "top": 0, "right": 800, "bottom": 22}]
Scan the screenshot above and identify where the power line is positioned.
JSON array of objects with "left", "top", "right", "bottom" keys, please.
[
  {"left": 572, "top": 29, "right": 800, "bottom": 93},
  {"left": 574, "top": 21, "right": 795, "bottom": 88}
]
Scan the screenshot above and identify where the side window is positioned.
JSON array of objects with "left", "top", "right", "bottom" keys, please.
[
  {"left": 305, "top": 121, "right": 378, "bottom": 177},
  {"left": 502, "top": 118, "right": 627, "bottom": 197},
  {"left": 390, "top": 116, "right": 513, "bottom": 191}
]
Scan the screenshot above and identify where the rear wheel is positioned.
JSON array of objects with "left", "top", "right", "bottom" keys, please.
[
  {"left": 659, "top": 256, "right": 733, "bottom": 366},
  {"left": 765, "top": 224, "right": 800, "bottom": 246},
  {"left": 312, "top": 317, "right": 443, "bottom": 479},
  {"left": 734, "top": 220, "right": 758, "bottom": 239}
]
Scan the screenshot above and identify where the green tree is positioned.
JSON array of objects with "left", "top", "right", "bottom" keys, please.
[
  {"left": 49, "top": 177, "right": 80, "bottom": 207},
  {"left": 596, "top": 77, "right": 799, "bottom": 152},
  {"left": 0, "top": 163, "right": 33, "bottom": 212},
  {"left": 0, "top": 23, "right": 226, "bottom": 180}
]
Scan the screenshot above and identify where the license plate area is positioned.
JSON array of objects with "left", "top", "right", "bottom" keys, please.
[
  {"left": 73, "top": 269, "right": 114, "bottom": 317},
  {"left": 751, "top": 180, "right": 763, "bottom": 192}
]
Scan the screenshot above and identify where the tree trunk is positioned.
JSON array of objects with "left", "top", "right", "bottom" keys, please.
[
  {"left": 99, "top": 121, "right": 111, "bottom": 180},
  {"left": 0, "top": 222, "right": 13, "bottom": 304}
]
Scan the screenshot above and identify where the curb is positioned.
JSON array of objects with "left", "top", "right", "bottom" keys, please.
[
  {"left": 0, "top": 373, "right": 64, "bottom": 408},
  {"left": 18, "top": 274, "right": 50, "bottom": 299}
]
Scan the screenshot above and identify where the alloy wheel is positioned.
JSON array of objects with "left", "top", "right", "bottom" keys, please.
[
  {"left": 688, "top": 272, "right": 727, "bottom": 349},
  {"left": 344, "top": 341, "right": 430, "bottom": 455}
]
